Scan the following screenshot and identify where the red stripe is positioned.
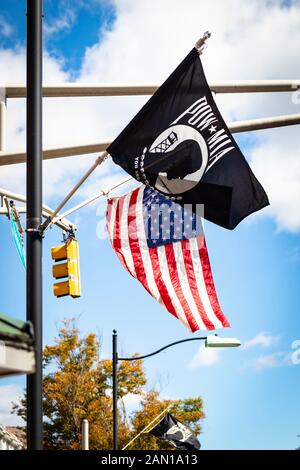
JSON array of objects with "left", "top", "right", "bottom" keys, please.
[
  {"left": 181, "top": 239, "right": 215, "bottom": 330},
  {"left": 148, "top": 246, "right": 178, "bottom": 320},
  {"left": 107, "top": 197, "right": 131, "bottom": 275},
  {"left": 164, "top": 243, "right": 199, "bottom": 332},
  {"left": 198, "top": 238, "right": 230, "bottom": 328},
  {"left": 114, "top": 197, "right": 132, "bottom": 274},
  {"left": 127, "top": 188, "right": 151, "bottom": 294}
]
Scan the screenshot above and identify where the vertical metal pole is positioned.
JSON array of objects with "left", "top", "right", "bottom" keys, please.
[
  {"left": 26, "top": 0, "right": 43, "bottom": 451},
  {"left": 0, "top": 88, "right": 6, "bottom": 152},
  {"left": 82, "top": 419, "right": 89, "bottom": 450},
  {"left": 112, "top": 330, "right": 118, "bottom": 450}
]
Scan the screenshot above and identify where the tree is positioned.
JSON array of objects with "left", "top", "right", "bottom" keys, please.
[{"left": 13, "top": 319, "right": 205, "bottom": 450}]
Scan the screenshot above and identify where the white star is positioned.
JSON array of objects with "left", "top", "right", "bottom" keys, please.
[{"left": 209, "top": 124, "right": 217, "bottom": 134}]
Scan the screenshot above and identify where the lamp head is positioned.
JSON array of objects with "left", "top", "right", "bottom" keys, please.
[{"left": 205, "top": 335, "right": 241, "bottom": 348}]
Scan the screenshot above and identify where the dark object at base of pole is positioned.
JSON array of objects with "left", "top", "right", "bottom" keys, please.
[{"left": 26, "top": 0, "right": 43, "bottom": 450}]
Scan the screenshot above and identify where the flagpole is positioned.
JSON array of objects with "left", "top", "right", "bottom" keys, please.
[
  {"left": 195, "top": 31, "right": 211, "bottom": 54},
  {"left": 51, "top": 174, "right": 133, "bottom": 223},
  {"left": 122, "top": 405, "right": 172, "bottom": 450},
  {"left": 41, "top": 151, "right": 108, "bottom": 232}
]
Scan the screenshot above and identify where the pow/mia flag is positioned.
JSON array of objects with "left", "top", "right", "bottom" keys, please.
[
  {"left": 149, "top": 413, "right": 201, "bottom": 451},
  {"left": 107, "top": 48, "right": 269, "bottom": 230}
]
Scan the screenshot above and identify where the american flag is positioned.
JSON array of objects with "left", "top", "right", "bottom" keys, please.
[{"left": 106, "top": 185, "right": 230, "bottom": 332}]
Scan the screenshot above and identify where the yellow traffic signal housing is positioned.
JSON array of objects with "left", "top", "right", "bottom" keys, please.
[{"left": 51, "top": 238, "right": 81, "bottom": 298}]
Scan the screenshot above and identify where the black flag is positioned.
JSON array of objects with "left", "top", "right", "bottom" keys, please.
[
  {"left": 107, "top": 48, "right": 269, "bottom": 230},
  {"left": 149, "top": 413, "right": 201, "bottom": 451}
]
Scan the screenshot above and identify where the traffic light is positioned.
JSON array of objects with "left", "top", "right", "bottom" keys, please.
[{"left": 51, "top": 238, "right": 81, "bottom": 298}]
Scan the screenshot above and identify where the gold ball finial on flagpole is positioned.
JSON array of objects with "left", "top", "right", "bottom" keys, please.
[{"left": 195, "top": 31, "right": 211, "bottom": 54}]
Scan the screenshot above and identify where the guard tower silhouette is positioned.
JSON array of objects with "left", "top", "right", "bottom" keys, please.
[{"left": 151, "top": 131, "right": 178, "bottom": 153}]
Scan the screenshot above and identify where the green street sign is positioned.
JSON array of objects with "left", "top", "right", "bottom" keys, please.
[{"left": 8, "top": 205, "right": 26, "bottom": 270}]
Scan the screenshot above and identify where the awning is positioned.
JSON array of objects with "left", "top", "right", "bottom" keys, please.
[{"left": 0, "top": 313, "right": 35, "bottom": 377}]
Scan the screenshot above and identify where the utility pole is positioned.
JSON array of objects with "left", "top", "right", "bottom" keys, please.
[
  {"left": 26, "top": 0, "right": 43, "bottom": 450},
  {"left": 112, "top": 330, "right": 118, "bottom": 450}
]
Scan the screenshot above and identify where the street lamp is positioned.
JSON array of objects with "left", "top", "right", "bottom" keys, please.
[{"left": 112, "top": 330, "right": 241, "bottom": 450}]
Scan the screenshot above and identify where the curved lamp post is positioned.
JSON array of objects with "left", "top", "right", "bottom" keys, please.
[{"left": 112, "top": 330, "right": 241, "bottom": 450}]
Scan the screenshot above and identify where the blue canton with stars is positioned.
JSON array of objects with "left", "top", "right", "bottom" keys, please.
[{"left": 143, "top": 186, "right": 203, "bottom": 248}]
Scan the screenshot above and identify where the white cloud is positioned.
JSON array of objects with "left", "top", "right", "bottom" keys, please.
[
  {"left": 0, "top": 384, "right": 24, "bottom": 426},
  {"left": 44, "top": 9, "right": 76, "bottom": 36},
  {"left": 243, "top": 332, "right": 280, "bottom": 350},
  {"left": 188, "top": 345, "right": 220, "bottom": 368},
  {"left": 122, "top": 393, "right": 142, "bottom": 412},
  {"left": 246, "top": 351, "right": 293, "bottom": 371},
  {"left": 1, "top": 0, "right": 300, "bottom": 230},
  {"left": 0, "top": 16, "right": 13, "bottom": 38}
]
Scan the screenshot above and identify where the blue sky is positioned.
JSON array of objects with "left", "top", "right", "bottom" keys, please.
[{"left": 0, "top": 0, "right": 300, "bottom": 450}]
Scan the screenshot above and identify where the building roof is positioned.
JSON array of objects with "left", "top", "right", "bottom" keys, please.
[
  {"left": 0, "top": 424, "right": 25, "bottom": 449},
  {"left": 0, "top": 312, "right": 34, "bottom": 344},
  {"left": 5, "top": 427, "right": 26, "bottom": 447}
]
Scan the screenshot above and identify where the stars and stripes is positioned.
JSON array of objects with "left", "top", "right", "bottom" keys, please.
[{"left": 106, "top": 185, "right": 230, "bottom": 332}]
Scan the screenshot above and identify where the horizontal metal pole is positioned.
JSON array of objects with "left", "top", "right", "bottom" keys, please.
[
  {"left": 1, "top": 112, "right": 299, "bottom": 167},
  {"left": 4, "top": 80, "right": 300, "bottom": 98},
  {"left": 0, "top": 141, "right": 110, "bottom": 166},
  {"left": 0, "top": 187, "right": 76, "bottom": 232},
  {"left": 228, "top": 113, "right": 300, "bottom": 133},
  {"left": 0, "top": 206, "right": 25, "bottom": 214}
]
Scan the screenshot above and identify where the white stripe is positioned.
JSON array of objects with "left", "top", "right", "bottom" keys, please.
[
  {"left": 108, "top": 198, "right": 118, "bottom": 243},
  {"left": 189, "top": 237, "right": 223, "bottom": 329},
  {"left": 173, "top": 241, "right": 207, "bottom": 330},
  {"left": 135, "top": 187, "right": 165, "bottom": 307},
  {"left": 157, "top": 245, "right": 191, "bottom": 330},
  {"left": 119, "top": 192, "right": 136, "bottom": 277}
]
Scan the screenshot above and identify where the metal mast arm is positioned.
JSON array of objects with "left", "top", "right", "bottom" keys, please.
[{"left": 118, "top": 336, "right": 207, "bottom": 361}]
